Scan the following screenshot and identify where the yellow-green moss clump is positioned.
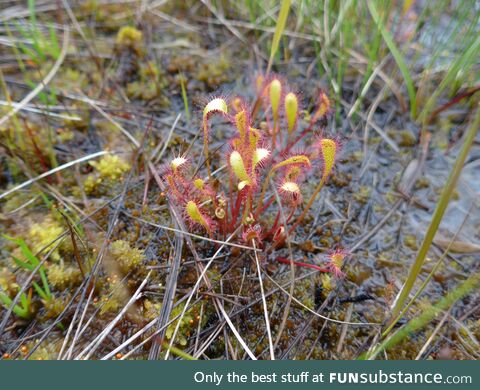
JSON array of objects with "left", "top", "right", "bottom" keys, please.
[
  {"left": 43, "top": 294, "right": 70, "bottom": 319},
  {"left": 404, "top": 234, "right": 418, "bottom": 251},
  {"left": 84, "top": 154, "right": 130, "bottom": 195},
  {"left": 90, "top": 154, "right": 130, "bottom": 180},
  {"left": 398, "top": 130, "right": 417, "bottom": 147},
  {"left": 23, "top": 339, "right": 61, "bottom": 360},
  {"left": 0, "top": 267, "right": 19, "bottom": 296},
  {"left": 143, "top": 299, "right": 161, "bottom": 321},
  {"left": 25, "top": 216, "right": 64, "bottom": 261},
  {"left": 165, "top": 305, "right": 195, "bottom": 346},
  {"left": 125, "top": 61, "right": 169, "bottom": 104},
  {"left": 99, "top": 282, "right": 128, "bottom": 315},
  {"left": 116, "top": 26, "right": 143, "bottom": 54},
  {"left": 109, "top": 240, "right": 144, "bottom": 273},
  {"left": 353, "top": 186, "right": 371, "bottom": 204},
  {"left": 321, "top": 274, "right": 333, "bottom": 292},
  {"left": 100, "top": 287, "right": 128, "bottom": 314},
  {"left": 143, "top": 300, "right": 202, "bottom": 347},
  {"left": 1, "top": 186, "right": 39, "bottom": 215},
  {"left": 46, "top": 263, "right": 82, "bottom": 289}
]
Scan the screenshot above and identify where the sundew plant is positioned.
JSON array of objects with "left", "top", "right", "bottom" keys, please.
[
  {"left": 1, "top": 0, "right": 479, "bottom": 362},
  {"left": 162, "top": 76, "right": 342, "bottom": 271}
]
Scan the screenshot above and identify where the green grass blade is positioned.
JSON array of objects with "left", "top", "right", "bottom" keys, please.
[
  {"left": 367, "top": 0, "right": 417, "bottom": 118},
  {"left": 48, "top": 24, "right": 60, "bottom": 59},
  {"left": 15, "top": 238, "right": 52, "bottom": 300},
  {"left": 162, "top": 342, "right": 197, "bottom": 360},
  {"left": 12, "top": 255, "right": 35, "bottom": 271},
  {"left": 32, "top": 281, "right": 49, "bottom": 301},
  {"left": 28, "top": 0, "right": 37, "bottom": 25},
  {"left": 364, "top": 272, "right": 480, "bottom": 359},
  {"left": 39, "top": 268, "right": 51, "bottom": 300},
  {"left": 0, "top": 292, "right": 14, "bottom": 309},
  {"left": 266, "top": 0, "right": 291, "bottom": 74},
  {"left": 389, "top": 103, "right": 480, "bottom": 324},
  {"left": 4, "top": 22, "right": 26, "bottom": 72},
  {"left": 419, "top": 34, "right": 480, "bottom": 124},
  {"left": 0, "top": 291, "right": 30, "bottom": 319},
  {"left": 179, "top": 73, "right": 190, "bottom": 122},
  {"left": 4, "top": 235, "right": 52, "bottom": 301}
]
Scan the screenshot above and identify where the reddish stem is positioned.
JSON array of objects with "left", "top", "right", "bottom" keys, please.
[
  {"left": 275, "top": 257, "right": 329, "bottom": 273},
  {"left": 24, "top": 120, "right": 53, "bottom": 184},
  {"left": 264, "top": 211, "right": 281, "bottom": 238},
  {"left": 254, "top": 195, "right": 275, "bottom": 219},
  {"left": 283, "top": 125, "right": 313, "bottom": 156},
  {"left": 428, "top": 85, "right": 480, "bottom": 123}
]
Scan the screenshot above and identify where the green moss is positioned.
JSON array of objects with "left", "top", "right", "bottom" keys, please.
[
  {"left": 109, "top": 240, "right": 145, "bottom": 273},
  {"left": 126, "top": 81, "right": 158, "bottom": 100},
  {"left": 84, "top": 154, "right": 131, "bottom": 195},
  {"left": 98, "top": 283, "right": 128, "bottom": 315},
  {"left": 90, "top": 154, "right": 130, "bottom": 180},
  {"left": 404, "top": 234, "right": 418, "bottom": 251},
  {"left": 46, "top": 263, "right": 82, "bottom": 289},
  {"left": 0, "top": 267, "right": 19, "bottom": 296},
  {"left": 27, "top": 216, "right": 64, "bottom": 261},
  {"left": 321, "top": 273, "right": 333, "bottom": 292},
  {"left": 56, "top": 127, "right": 75, "bottom": 142},
  {"left": 353, "top": 186, "right": 371, "bottom": 204},
  {"left": 125, "top": 61, "right": 169, "bottom": 104},
  {"left": 83, "top": 174, "right": 99, "bottom": 194},
  {"left": 398, "top": 130, "right": 417, "bottom": 147},
  {"left": 414, "top": 177, "right": 430, "bottom": 190},
  {"left": 196, "top": 57, "right": 231, "bottom": 90},
  {"left": 116, "top": 26, "right": 143, "bottom": 54},
  {"left": 143, "top": 299, "right": 205, "bottom": 347},
  {"left": 165, "top": 303, "right": 196, "bottom": 346},
  {"left": 24, "top": 339, "right": 61, "bottom": 360},
  {"left": 43, "top": 294, "right": 70, "bottom": 319},
  {"left": 143, "top": 299, "right": 161, "bottom": 321},
  {"left": 1, "top": 186, "right": 39, "bottom": 214},
  {"left": 61, "top": 103, "right": 90, "bottom": 130},
  {"left": 385, "top": 191, "right": 398, "bottom": 204}
]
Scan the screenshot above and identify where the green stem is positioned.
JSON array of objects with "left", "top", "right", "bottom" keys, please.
[
  {"left": 389, "top": 103, "right": 480, "bottom": 324},
  {"left": 364, "top": 272, "right": 480, "bottom": 360},
  {"left": 0, "top": 291, "right": 31, "bottom": 319},
  {"left": 162, "top": 342, "right": 197, "bottom": 360}
]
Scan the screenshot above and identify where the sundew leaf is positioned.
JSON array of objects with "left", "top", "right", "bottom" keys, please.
[
  {"left": 272, "top": 155, "right": 311, "bottom": 171},
  {"left": 203, "top": 98, "right": 228, "bottom": 119}
]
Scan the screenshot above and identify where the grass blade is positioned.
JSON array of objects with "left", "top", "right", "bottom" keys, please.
[
  {"left": 266, "top": 0, "right": 291, "bottom": 74},
  {"left": 419, "top": 34, "right": 480, "bottom": 125},
  {"left": 179, "top": 73, "right": 190, "bottom": 122},
  {"left": 367, "top": 0, "right": 417, "bottom": 118},
  {"left": 389, "top": 103, "right": 480, "bottom": 325},
  {"left": 365, "top": 272, "right": 480, "bottom": 359}
]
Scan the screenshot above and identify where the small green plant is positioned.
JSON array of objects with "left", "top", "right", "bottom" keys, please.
[
  {"left": 3, "top": 235, "right": 52, "bottom": 302},
  {"left": 163, "top": 76, "right": 342, "bottom": 274},
  {"left": 0, "top": 235, "right": 54, "bottom": 319},
  {"left": 0, "top": 288, "right": 33, "bottom": 320},
  {"left": 11, "top": 0, "right": 60, "bottom": 105}
]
